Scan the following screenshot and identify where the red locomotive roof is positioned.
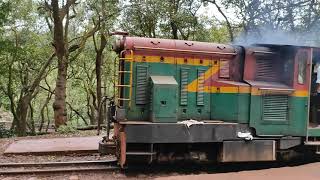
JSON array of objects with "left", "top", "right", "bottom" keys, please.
[{"left": 121, "top": 37, "right": 237, "bottom": 57}]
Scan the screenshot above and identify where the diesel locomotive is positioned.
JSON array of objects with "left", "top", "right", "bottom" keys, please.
[{"left": 104, "top": 32, "right": 320, "bottom": 167}]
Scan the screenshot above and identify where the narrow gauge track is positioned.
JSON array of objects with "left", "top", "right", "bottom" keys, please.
[{"left": 0, "top": 159, "right": 120, "bottom": 175}]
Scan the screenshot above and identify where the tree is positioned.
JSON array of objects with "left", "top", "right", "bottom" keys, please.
[
  {"left": 45, "top": 0, "right": 101, "bottom": 128},
  {"left": 203, "top": 0, "right": 234, "bottom": 41},
  {"left": 120, "top": 0, "right": 203, "bottom": 40},
  {"left": 218, "top": 0, "right": 320, "bottom": 44},
  {"left": 50, "top": 0, "right": 75, "bottom": 128},
  {"left": 0, "top": 0, "right": 56, "bottom": 136}
]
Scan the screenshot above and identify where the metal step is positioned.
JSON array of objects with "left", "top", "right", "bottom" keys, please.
[
  {"left": 116, "top": 85, "right": 131, "bottom": 87},
  {"left": 304, "top": 141, "right": 320, "bottom": 146},
  {"left": 118, "top": 71, "right": 131, "bottom": 73},
  {"left": 117, "top": 98, "right": 130, "bottom": 101}
]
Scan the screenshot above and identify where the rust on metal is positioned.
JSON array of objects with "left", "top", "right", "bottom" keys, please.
[
  {"left": 113, "top": 123, "right": 120, "bottom": 138},
  {"left": 119, "top": 130, "right": 126, "bottom": 168}
]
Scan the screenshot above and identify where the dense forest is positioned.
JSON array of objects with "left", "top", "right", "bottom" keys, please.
[{"left": 0, "top": 0, "right": 320, "bottom": 137}]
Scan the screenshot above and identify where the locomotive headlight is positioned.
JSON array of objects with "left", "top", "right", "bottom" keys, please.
[
  {"left": 110, "top": 31, "right": 128, "bottom": 53},
  {"left": 112, "top": 36, "right": 122, "bottom": 53}
]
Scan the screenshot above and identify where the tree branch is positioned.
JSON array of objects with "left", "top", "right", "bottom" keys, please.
[
  {"left": 66, "top": 102, "right": 88, "bottom": 126},
  {"left": 203, "top": 0, "right": 234, "bottom": 41},
  {"left": 30, "top": 53, "right": 56, "bottom": 97}
]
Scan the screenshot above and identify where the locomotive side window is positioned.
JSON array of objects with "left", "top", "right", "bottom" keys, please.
[{"left": 298, "top": 51, "right": 307, "bottom": 84}]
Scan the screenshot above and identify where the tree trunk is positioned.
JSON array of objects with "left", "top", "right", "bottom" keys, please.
[
  {"left": 89, "top": 104, "right": 97, "bottom": 125},
  {"left": 170, "top": 21, "right": 179, "bottom": 39},
  {"left": 15, "top": 95, "right": 31, "bottom": 136},
  {"left": 53, "top": 56, "right": 68, "bottom": 128},
  {"left": 95, "top": 34, "right": 107, "bottom": 126},
  {"left": 52, "top": 0, "right": 68, "bottom": 128},
  {"left": 39, "top": 90, "right": 53, "bottom": 132}
]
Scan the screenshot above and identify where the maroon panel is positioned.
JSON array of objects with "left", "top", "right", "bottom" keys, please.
[
  {"left": 293, "top": 48, "right": 311, "bottom": 91},
  {"left": 243, "top": 48, "right": 257, "bottom": 81},
  {"left": 123, "top": 36, "right": 236, "bottom": 59},
  {"left": 124, "top": 37, "right": 176, "bottom": 50}
]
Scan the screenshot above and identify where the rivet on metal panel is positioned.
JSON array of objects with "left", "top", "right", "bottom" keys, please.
[
  {"left": 151, "top": 41, "right": 160, "bottom": 45},
  {"left": 217, "top": 46, "right": 226, "bottom": 50},
  {"left": 185, "top": 42, "right": 194, "bottom": 46}
]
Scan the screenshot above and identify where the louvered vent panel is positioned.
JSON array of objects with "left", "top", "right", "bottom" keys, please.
[
  {"left": 256, "top": 59, "right": 277, "bottom": 81},
  {"left": 180, "top": 68, "right": 189, "bottom": 105},
  {"left": 136, "top": 65, "right": 148, "bottom": 105},
  {"left": 263, "top": 95, "right": 288, "bottom": 121},
  {"left": 219, "top": 59, "right": 230, "bottom": 78},
  {"left": 197, "top": 69, "right": 205, "bottom": 106}
]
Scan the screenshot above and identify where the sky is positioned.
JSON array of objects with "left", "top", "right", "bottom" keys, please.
[{"left": 197, "top": 3, "right": 238, "bottom": 23}]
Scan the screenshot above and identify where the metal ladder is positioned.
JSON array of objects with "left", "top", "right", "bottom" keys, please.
[{"left": 115, "top": 50, "right": 134, "bottom": 108}]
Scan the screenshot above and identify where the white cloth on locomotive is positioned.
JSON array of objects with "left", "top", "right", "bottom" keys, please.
[
  {"left": 237, "top": 132, "right": 253, "bottom": 141},
  {"left": 317, "top": 64, "right": 320, "bottom": 84},
  {"left": 178, "top": 119, "right": 204, "bottom": 128}
]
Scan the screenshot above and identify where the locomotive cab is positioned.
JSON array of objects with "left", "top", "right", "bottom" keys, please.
[
  {"left": 243, "top": 45, "right": 310, "bottom": 136},
  {"left": 310, "top": 49, "right": 320, "bottom": 127}
]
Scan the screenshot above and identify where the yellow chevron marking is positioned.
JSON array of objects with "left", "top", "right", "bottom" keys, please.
[
  {"left": 128, "top": 55, "right": 309, "bottom": 96},
  {"left": 186, "top": 66, "right": 218, "bottom": 92}
]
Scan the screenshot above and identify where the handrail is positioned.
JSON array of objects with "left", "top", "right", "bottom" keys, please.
[{"left": 128, "top": 50, "right": 134, "bottom": 108}]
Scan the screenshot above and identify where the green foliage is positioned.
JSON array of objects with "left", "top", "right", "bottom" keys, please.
[
  {"left": 120, "top": 0, "right": 204, "bottom": 40},
  {"left": 56, "top": 122, "right": 77, "bottom": 134},
  {"left": 0, "top": 124, "right": 14, "bottom": 138},
  {"left": 0, "top": 1, "right": 10, "bottom": 26}
]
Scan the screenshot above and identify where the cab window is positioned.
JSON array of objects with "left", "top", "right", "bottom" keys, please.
[{"left": 298, "top": 51, "right": 307, "bottom": 84}]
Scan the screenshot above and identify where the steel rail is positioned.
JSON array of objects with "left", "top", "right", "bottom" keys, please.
[
  {"left": 0, "top": 159, "right": 120, "bottom": 175},
  {"left": 0, "top": 159, "right": 117, "bottom": 167}
]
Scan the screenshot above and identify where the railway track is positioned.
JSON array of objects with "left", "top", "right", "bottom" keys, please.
[{"left": 0, "top": 159, "right": 120, "bottom": 175}]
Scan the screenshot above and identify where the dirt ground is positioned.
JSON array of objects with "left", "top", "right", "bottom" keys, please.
[
  {"left": 155, "top": 162, "right": 320, "bottom": 180},
  {"left": 1, "top": 132, "right": 320, "bottom": 180},
  {"left": 2, "top": 161, "right": 320, "bottom": 180}
]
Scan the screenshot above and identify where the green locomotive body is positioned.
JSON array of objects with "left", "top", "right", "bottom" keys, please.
[{"left": 110, "top": 35, "right": 320, "bottom": 167}]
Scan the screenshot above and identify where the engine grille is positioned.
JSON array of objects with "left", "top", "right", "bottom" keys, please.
[
  {"left": 256, "top": 58, "right": 277, "bottom": 82},
  {"left": 197, "top": 69, "right": 205, "bottom": 106},
  {"left": 136, "top": 65, "right": 148, "bottom": 105},
  {"left": 262, "top": 95, "right": 288, "bottom": 121},
  {"left": 180, "top": 68, "right": 189, "bottom": 105}
]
